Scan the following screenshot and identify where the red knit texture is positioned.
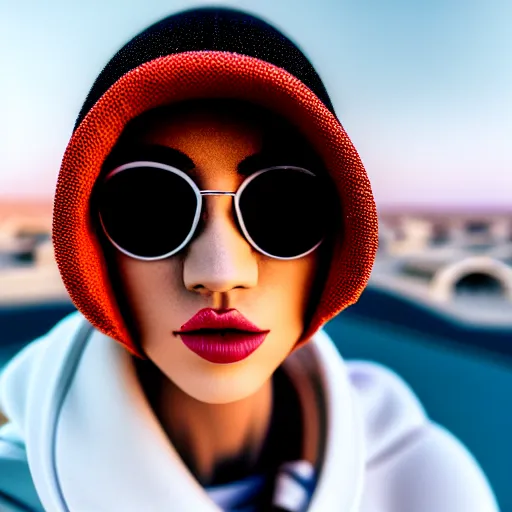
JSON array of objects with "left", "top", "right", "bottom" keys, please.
[{"left": 53, "top": 51, "right": 379, "bottom": 357}]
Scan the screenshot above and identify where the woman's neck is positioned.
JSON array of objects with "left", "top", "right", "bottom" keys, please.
[{"left": 141, "top": 364, "right": 274, "bottom": 486}]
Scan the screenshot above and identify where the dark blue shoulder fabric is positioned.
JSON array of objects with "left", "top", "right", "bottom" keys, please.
[{"left": 75, "top": 7, "right": 335, "bottom": 130}]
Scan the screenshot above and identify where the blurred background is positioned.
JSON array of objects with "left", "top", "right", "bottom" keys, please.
[{"left": 1, "top": 0, "right": 511, "bottom": 510}]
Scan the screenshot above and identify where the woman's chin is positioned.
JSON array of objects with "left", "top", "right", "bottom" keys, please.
[{"left": 167, "top": 366, "right": 272, "bottom": 405}]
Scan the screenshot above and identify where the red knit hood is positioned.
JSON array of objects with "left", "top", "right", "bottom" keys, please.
[{"left": 52, "top": 8, "right": 378, "bottom": 356}]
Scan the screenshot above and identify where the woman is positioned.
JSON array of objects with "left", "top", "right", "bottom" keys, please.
[{"left": 0, "top": 7, "right": 498, "bottom": 511}]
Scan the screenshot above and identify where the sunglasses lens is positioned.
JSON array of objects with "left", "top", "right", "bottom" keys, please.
[
  {"left": 239, "top": 169, "right": 327, "bottom": 258},
  {"left": 98, "top": 166, "right": 198, "bottom": 258}
]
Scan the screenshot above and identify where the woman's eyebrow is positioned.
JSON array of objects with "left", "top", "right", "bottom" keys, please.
[
  {"left": 108, "top": 144, "right": 196, "bottom": 172},
  {"left": 237, "top": 151, "right": 298, "bottom": 176}
]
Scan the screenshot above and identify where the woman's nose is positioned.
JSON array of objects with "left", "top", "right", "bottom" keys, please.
[{"left": 183, "top": 199, "right": 258, "bottom": 294}]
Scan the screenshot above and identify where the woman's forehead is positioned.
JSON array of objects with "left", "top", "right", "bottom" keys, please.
[
  {"left": 105, "top": 99, "right": 327, "bottom": 180},
  {"left": 123, "top": 100, "right": 266, "bottom": 141},
  {"left": 135, "top": 112, "right": 263, "bottom": 158},
  {"left": 120, "top": 100, "right": 311, "bottom": 150}
]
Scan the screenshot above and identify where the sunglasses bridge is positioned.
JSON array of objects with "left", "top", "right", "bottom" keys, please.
[{"left": 200, "top": 191, "right": 237, "bottom": 197}]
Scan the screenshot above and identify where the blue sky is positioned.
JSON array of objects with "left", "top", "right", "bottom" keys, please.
[{"left": 1, "top": 0, "right": 511, "bottom": 209}]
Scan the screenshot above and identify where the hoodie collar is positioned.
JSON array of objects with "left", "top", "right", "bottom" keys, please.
[{"left": 8, "top": 317, "right": 365, "bottom": 511}]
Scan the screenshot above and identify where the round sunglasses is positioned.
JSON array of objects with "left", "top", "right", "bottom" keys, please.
[{"left": 97, "top": 161, "right": 330, "bottom": 261}]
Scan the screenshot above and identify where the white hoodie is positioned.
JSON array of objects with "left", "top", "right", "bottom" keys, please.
[{"left": 0, "top": 312, "right": 499, "bottom": 511}]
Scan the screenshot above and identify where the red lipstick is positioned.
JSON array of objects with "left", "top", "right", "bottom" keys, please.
[{"left": 175, "top": 308, "right": 269, "bottom": 364}]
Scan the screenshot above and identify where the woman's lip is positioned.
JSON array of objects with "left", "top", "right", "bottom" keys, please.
[
  {"left": 177, "top": 331, "right": 269, "bottom": 364},
  {"left": 175, "top": 308, "right": 269, "bottom": 364},
  {"left": 178, "top": 308, "right": 265, "bottom": 333}
]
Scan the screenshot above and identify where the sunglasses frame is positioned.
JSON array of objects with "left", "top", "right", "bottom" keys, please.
[{"left": 99, "top": 161, "right": 324, "bottom": 261}]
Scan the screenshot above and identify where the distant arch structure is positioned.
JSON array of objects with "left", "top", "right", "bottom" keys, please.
[{"left": 429, "top": 256, "right": 512, "bottom": 302}]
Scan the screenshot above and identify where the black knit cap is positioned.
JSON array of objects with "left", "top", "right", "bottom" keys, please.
[{"left": 75, "top": 7, "right": 335, "bottom": 130}]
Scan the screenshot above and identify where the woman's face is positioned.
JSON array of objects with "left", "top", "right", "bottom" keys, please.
[{"left": 109, "top": 103, "right": 322, "bottom": 404}]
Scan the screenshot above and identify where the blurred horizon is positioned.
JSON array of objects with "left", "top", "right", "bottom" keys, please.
[{"left": 2, "top": 199, "right": 512, "bottom": 216}]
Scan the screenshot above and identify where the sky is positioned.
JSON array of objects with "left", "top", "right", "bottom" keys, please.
[{"left": 1, "top": 0, "right": 511, "bottom": 210}]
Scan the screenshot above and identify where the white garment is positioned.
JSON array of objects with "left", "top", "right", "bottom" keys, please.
[{"left": 0, "top": 312, "right": 499, "bottom": 512}]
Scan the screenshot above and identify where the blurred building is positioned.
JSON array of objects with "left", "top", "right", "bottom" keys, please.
[
  {"left": 379, "top": 211, "right": 512, "bottom": 256},
  {"left": 0, "top": 201, "right": 69, "bottom": 305},
  {"left": 374, "top": 209, "right": 512, "bottom": 328}
]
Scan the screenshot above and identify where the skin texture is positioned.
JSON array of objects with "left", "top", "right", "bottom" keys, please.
[{"left": 104, "top": 100, "right": 325, "bottom": 484}]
